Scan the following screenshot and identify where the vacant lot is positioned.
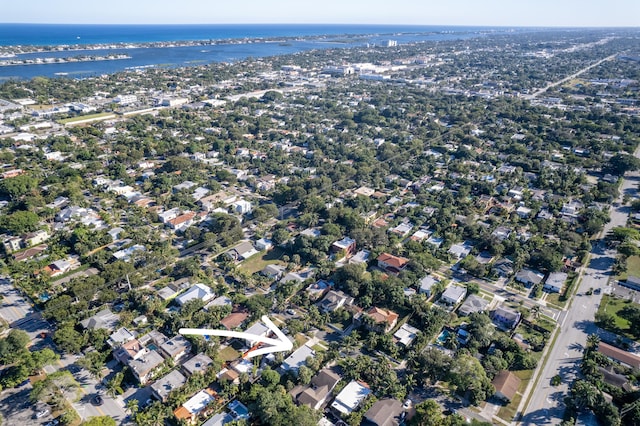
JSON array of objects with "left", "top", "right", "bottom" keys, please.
[
  {"left": 239, "top": 248, "right": 286, "bottom": 275},
  {"left": 596, "top": 294, "right": 640, "bottom": 340}
]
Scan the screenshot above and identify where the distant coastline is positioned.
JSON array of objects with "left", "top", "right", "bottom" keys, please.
[
  {"left": 0, "top": 24, "right": 514, "bottom": 80},
  {"left": 0, "top": 23, "right": 499, "bottom": 47}
]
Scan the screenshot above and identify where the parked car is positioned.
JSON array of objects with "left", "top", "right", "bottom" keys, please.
[{"left": 36, "top": 409, "right": 49, "bottom": 419}]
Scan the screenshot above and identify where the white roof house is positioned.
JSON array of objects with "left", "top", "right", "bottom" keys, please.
[
  {"left": 394, "top": 323, "right": 420, "bottom": 346},
  {"left": 419, "top": 275, "right": 439, "bottom": 296},
  {"left": 544, "top": 272, "right": 568, "bottom": 293},
  {"left": 331, "top": 381, "right": 371, "bottom": 415},
  {"left": 441, "top": 284, "right": 467, "bottom": 305},
  {"left": 448, "top": 241, "right": 473, "bottom": 259},
  {"left": 175, "top": 283, "right": 215, "bottom": 306},
  {"left": 281, "top": 345, "right": 315, "bottom": 374}
]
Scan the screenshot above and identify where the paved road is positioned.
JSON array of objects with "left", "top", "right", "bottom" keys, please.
[
  {"left": 0, "top": 277, "right": 34, "bottom": 324},
  {"left": 44, "top": 355, "right": 128, "bottom": 424},
  {"left": 520, "top": 168, "right": 639, "bottom": 424},
  {"left": 526, "top": 53, "right": 618, "bottom": 99}
]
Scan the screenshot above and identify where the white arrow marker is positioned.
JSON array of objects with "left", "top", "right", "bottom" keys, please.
[{"left": 179, "top": 315, "right": 293, "bottom": 359}]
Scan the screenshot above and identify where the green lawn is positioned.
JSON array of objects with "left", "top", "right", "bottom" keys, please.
[
  {"left": 545, "top": 292, "right": 567, "bottom": 309},
  {"left": 596, "top": 294, "right": 637, "bottom": 339},
  {"left": 239, "top": 248, "right": 286, "bottom": 275},
  {"left": 219, "top": 346, "right": 241, "bottom": 362},
  {"left": 58, "top": 112, "right": 115, "bottom": 124},
  {"left": 619, "top": 255, "right": 640, "bottom": 281}
]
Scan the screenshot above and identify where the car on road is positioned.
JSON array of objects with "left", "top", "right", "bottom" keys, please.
[
  {"left": 594, "top": 288, "right": 601, "bottom": 294},
  {"left": 286, "top": 309, "right": 296, "bottom": 315},
  {"left": 403, "top": 399, "right": 412, "bottom": 409},
  {"left": 92, "top": 395, "right": 103, "bottom": 405}
]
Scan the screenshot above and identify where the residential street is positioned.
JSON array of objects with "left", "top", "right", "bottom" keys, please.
[
  {"left": 520, "top": 165, "right": 639, "bottom": 424},
  {"left": 44, "top": 355, "right": 129, "bottom": 424}
]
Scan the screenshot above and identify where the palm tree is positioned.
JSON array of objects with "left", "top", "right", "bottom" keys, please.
[
  {"left": 586, "top": 334, "right": 600, "bottom": 352},
  {"left": 530, "top": 305, "right": 541, "bottom": 321},
  {"left": 444, "top": 332, "right": 459, "bottom": 350},
  {"left": 125, "top": 398, "right": 139, "bottom": 417}
]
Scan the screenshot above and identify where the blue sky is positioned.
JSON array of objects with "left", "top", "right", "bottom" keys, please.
[{"left": 3, "top": 0, "right": 639, "bottom": 27}]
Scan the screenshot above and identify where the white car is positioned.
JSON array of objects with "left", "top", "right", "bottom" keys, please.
[{"left": 36, "top": 409, "right": 49, "bottom": 419}]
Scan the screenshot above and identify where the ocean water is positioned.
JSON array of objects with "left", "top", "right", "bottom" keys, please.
[
  {"left": 0, "top": 24, "right": 508, "bottom": 80},
  {"left": 0, "top": 23, "right": 494, "bottom": 46}
]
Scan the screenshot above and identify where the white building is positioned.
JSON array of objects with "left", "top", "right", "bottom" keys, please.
[{"left": 331, "top": 381, "right": 371, "bottom": 415}]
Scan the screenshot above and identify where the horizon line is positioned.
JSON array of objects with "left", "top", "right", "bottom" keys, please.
[{"left": 1, "top": 22, "right": 639, "bottom": 29}]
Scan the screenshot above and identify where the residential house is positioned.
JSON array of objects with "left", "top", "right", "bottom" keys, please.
[
  {"left": 157, "top": 284, "right": 181, "bottom": 302},
  {"left": 393, "top": 323, "right": 420, "bottom": 347},
  {"left": 458, "top": 294, "right": 489, "bottom": 316},
  {"left": 492, "top": 227, "right": 512, "bottom": 241},
  {"left": 205, "top": 296, "right": 233, "bottom": 310},
  {"left": 349, "top": 249, "right": 371, "bottom": 265},
  {"left": 3, "top": 236, "right": 22, "bottom": 253},
  {"left": 493, "top": 258, "right": 515, "bottom": 277},
  {"left": 225, "top": 241, "right": 258, "bottom": 261},
  {"left": 80, "top": 308, "right": 119, "bottom": 331},
  {"left": 515, "top": 268, "right": 545, "bottom": 288},
  {"left": 232, "top": 200, "right": 252, "bottom": 215},
  {"left": 364, "top": 307, "right": 399, "bottom": 333},
  {"left": 173, "top": 389, "right": 217, "bottom": 423},
  {"left": 220, "top": 309, "right": 250, "bottom": 331},
  {"left": 331, "top": 237, "right": 357, "bottom": 259},
  {"left": 281, "top": 345, "right": 315, "bottom": 374},
  {"left": 492, "top": 370, "right": 522, "bottom": 402},
  {"left": 202, "top": 413, "right": 234, "bottom": 426},
  {"left": 306, "top": 279, "right": 331, "bottom": 300},
  {"left": 440, "top": 285, "right": 467, "bottom": 306},
  {"left": 158, "top": 208, "right": 181, "bottom": 224},
  {"left": 182, "top": 353, "right": 215, "bottom": 377},
  {"left": 492, "top": 305, "right": 521, "bottom": 329},
  {"left": 138, "top": 330, "right": 169, "bottom": 348},
  {"left": 255, "top": 238, "right": 273, "bottom": 251},
  {"left": 23, "top": 230, "right": 50, "bottom": 247},
  {"left": 151, "top": 370, "right": 187, "bottom": 402},
  {"left": 42, "top": 258, "right": 77, "bottom": 277},
  {"left": 107, "top": 327, "right": 136, "bottom": 348},
  {"left": 242, "top": 322, "right": 271, "bottom": 349},
  {"left": 544, "top": 272, "right": 567, "bottom": 293},
  {"left": 176, "top": 283, "right": 215, "bottom": 306},
  {"left": 318, "top": 290, "right": 354, "bottom": 313},
  {"left": 418, "top": 274, "right": 439, "bottom": 297},
  {"left": 159, "top": 335, "right": 192, "bottom": 361},
  {"left": 128, "top": 349, "right": 165, "bottom": 385},
  {"left": 168, "top": 211, "right": 197, "bottom": 232},
  {"left": 292, "top": 368, "right": 341, "bottom": 410},
  {"left": 448, "top": 241, "right": 473, "bottom": 260},
  {"left": 390, "top": 222, "right": 413, "bottom": 237},
  {"left": 377, "top": 253, "right": 410, "bottom": 275},
  {"left": 475, "top": 251, "right": 495, "bottom": 264},
  {"left": 300, "top": 228, "right": 321, "bottom": 238},
  {"left": 331, "top": 381, "right": 371, "bottom": 415},
  {"left": 597, "top": 342, "right": 640, "bottom": 369},
  {"left": 363, "top": 398, "right": 404, "bottom": 426},
  {"left": 113, "top": 339, "right": 146, "bottom": 364},
  {"left": 261, "top": 264, "right": 286, "bottom": 280}
]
